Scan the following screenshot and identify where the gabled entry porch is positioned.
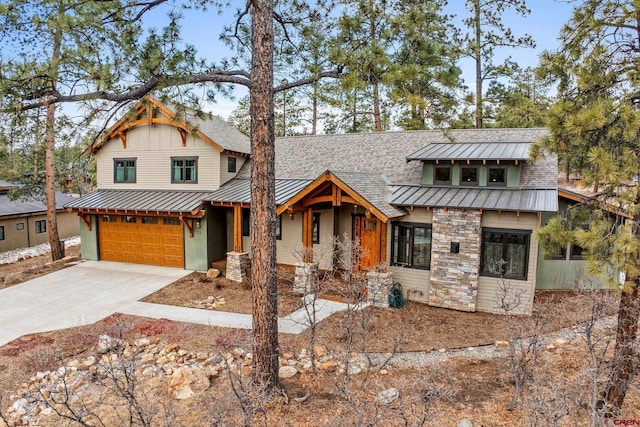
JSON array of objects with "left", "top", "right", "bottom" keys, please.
[{"left": 276, "top": 171, "right": 392, "bottom": 271}]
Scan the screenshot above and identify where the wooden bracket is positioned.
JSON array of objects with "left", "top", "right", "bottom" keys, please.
[
  {"left": 180, "top": 216, "right": 194, "bottom": 237},
  {"left": 79, "top": 214, "right": 91, "bottom": 231},
  {"left": 117, "top": 131, "right": 127, "bottom": 149},
  {"left": 177, "top": 128, "right": 187, "bottom": 147}
]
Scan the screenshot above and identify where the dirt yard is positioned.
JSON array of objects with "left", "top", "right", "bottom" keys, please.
[{"left": 0, "top": 250, "right": 639, "bottom": 425}]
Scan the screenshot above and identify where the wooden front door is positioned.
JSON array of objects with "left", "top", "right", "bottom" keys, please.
[{"left": 353, "top": 215, "right": 381, "bottom": 270}]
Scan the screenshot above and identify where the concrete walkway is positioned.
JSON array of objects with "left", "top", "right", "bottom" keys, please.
[{"left": 0, "top": 260, "right": 357, "bottom": 347}]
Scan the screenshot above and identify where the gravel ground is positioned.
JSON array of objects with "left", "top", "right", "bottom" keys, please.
[{"left": 0, "top": 236, "right": 80, "bottom": 265}]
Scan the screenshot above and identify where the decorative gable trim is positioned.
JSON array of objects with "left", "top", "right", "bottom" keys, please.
[{"left": 85, "top": 96, "right": 225, "bottom": 155}]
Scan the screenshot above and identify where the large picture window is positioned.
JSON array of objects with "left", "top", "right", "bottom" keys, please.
[
  {"left": 391, "top": 222, "right": 432, "bottom": 269},
  {"left": 114, "top": 158, "right": 136, "bottom": 183},
  {"left": 172, "top": 157, "right": 198, "bottom": 183},
  {"left": 481, "top": 228, "right": 530, "bottom": 280}
]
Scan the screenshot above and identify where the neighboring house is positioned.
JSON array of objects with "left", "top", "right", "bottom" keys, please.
[
  {"left": 67, "top": 97, "right": 565, "bottom": 315},
  {"left": 0, "top": 180, "right": 79, "bottom": 252}
]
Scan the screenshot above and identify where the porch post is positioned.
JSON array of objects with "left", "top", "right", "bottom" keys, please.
[
  {"left": 226, "top": 205, "right": 249, "bottom": 282},
  {"left": 303, "top": 208, "right": 313, "bottom": 263},
  {"left": 233, "top": 205, "right": 243, "bottom": 252}
]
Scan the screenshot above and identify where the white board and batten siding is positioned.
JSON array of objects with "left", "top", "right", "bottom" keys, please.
[
  {"left": 97, "top": 125, "right": 223, "bottom": 191},
  {"left": 386, "top": 209, "right": 433, "bottom": 303},
  {"left": 476, "top": 211, "right": 541, "bottom": 315}
]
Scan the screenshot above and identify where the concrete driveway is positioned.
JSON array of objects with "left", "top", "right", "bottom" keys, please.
[{"left": 0, "top": 261, "right": 189, "bottom": 347}]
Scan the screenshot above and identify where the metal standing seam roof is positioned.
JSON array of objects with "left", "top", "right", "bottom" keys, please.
[
  {"left": 406, "top": 142, "right": 532, "bottom": 162},
  {"left": 389, "top": 185, "right": 558, "bottom": 212},
  {"left": 64, "top": 189, "right": 219, "bottom": 214},
  {"left": 206, "top": 179, "right": 313, "bottom": 205},
  {"left": 1, "top": 192, "right": 76, "bottom": 217}
]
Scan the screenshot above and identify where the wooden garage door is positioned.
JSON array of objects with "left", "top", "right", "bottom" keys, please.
[{"left": 98, "top": 215, "right": 184, "bottom": 267}]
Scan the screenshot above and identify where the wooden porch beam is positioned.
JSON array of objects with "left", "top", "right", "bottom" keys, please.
[
  {"left": 303, "top": 208, "right": 313, "bottom": 263},
  {"left": 332, "top": 185, "right": 342, "bottom": 206},
  {"left": 180, "top": 216, "right": 194, "bottom": 238}
]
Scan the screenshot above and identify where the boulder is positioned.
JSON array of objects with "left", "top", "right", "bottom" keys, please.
[
  {"left": 278, "top": 366, "right": 298, "bottom": 379},
  {"left": 207, "top": 269, "right": 221, "bottom": 278},
  {"left": 457, "top": 419, "right": 473, "bottom": 427},
  {"left": 376, "top": 388, "right": 399, "bottom": 405},
  {"left": 495, "top": 340, "right": 509, "bottom": 348}
]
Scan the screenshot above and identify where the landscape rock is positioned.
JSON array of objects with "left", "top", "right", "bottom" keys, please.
[
  {"left": 174, "top": 386, "right": 195, "bottom": 400},
  {"left": 207, "top": 268, "right": 221, "bottom": 278},
  {"left": 376, "top": 388, "right": 399, "bottom": 405},
  {"left": 495, "top": 340, "right": 509, "bottom": 348},
  {"left": 278, "top": 366, "right": 298, "bottom": 379},
  {"left": 97, "top": 335, "right": 125, "bottom": 354},
  {"left": 457, "top": 419, "right": 473, "bottom": 427}
]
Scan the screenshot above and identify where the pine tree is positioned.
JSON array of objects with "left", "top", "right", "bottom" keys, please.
[{"left": 536, "top": 0, "right": 640, "bottom": 416}]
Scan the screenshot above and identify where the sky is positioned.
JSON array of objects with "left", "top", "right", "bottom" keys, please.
[{"left": 143, "top": 0, "right": 578, "bottom": 118}]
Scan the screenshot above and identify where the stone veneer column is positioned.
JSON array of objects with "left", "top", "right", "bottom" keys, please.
[
  {"left": 428, "top": 208, "right": 482, "bottom": 312},
  {"left": 294, "top": 262, "right": 318, "bottom": 294},
  {"left": 366, "top": 271, "right": 393, "bottom": 308},
  {"left": 226, "top": 252, "right": 249, "bottom": 282}
]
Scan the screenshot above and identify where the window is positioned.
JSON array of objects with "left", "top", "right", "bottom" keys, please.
[
  {"left": 481, "top": 229, "right": 530, "bottom": 280},
  {"left": 461, "top": 167, "right": 478, "bottom": 185},
  {"left": 163, "top": 218, "right": 181, "bottom": 226},
  {"left": 228, "top": 157, "right": 237, "bottom": 173},
  {"left": 102, "top": 215, "right": 117, "bottom": 223},
  {"left": 122, "top": 216, "right": 136, "bottom": 223},
  {"left": 242, "top": 208, "right": 250, "bottom": 236},
  {"left": 114, "top": 158, "right": 136, "bottom": 183},
  {"left": 391, "top": 223, "right": 432, "bottom": 269},
  {"left": 141, "top": 217, "right": 158, "bottom": 224},
  {"left": 275, "top": 215, "right": 282, "bottom": 240},
  {"left": 488, "top": 167, "right": 506, "bottom": 186},
  {"left": 0, "top": 226, "right": 4, "bottom": 241},
  {"left": 570, "top": 244, "right": 586, "bottom": 260},
  {"left": 312, "top": 213, "right": 320, "bottom": 244},
  {"left": 172, "top": 157, "right": 198, "bottom": 183},
  {"left": 545, "top": 245, "right": 567, "bottom": 260},
  {"left": 35, "top": 220, "right": 46, "bottom": 234},
  {"left": 16, "top": 223, "right": 24, "bottom": 230},
  {"left": 434, "top": 166, "right": 451, "bottom": 184}
]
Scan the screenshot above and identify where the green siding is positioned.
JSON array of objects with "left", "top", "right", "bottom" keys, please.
[
  {"left": 536, "top": 211, "right": 613, "bottom": 290},
  {"left": 451, "top": 164, "right": 460, "bottom": 185},
  {"left": 184, "top": 216, "right": 209, "bottom": 271},
  {"left": 507, "top": 165, "right": 521, "bottom": 188},
  {"left": 478, "top": 167, "right": 488, "bottom": 187},
  {"left": 81, "top": 216, "right": 99, "bottom": 261},
  {"left": 421, "top": 164, "right": 433, "bottom": 185}
]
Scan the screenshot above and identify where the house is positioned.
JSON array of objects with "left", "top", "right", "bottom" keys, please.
[
  {"left": 0, "top": 180, "right": 79, "bottom": 252},
  {"left": 67, "top": 97, "right": 582, "bottom": 315}
]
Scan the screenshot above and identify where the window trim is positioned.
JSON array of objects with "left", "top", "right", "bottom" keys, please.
[
  {"left": 434, "top": 166, "right": 452, "bottom": 185},
  {"left": 569, "top": 244, "right": 586, "bottom": 260},
  {"left": 113, "top": 158, "right": 137, "bottom": 183},
  {"left": 35, "top": 220, "right": 47, "bottom": 234},
  {"left": 487, "top": 166, "right": 507, "bottom": 186},
  {"left": 171, "top": 156, "right": 198, "bottom": 184},
  {"left": 460, "top": 166, "right": 479, "bottom": 186},
  {"left": 0, "top": 225, "right": 4, "bottom": 241},
  {"left": 228, "top": 157, "right": 237, "bottom": 173},
  {"left": 390, "top": 222, "right": 432, "bottom": 270},
  {"left": 480, "top": 228, "right": 530, "bottom": 280},
  {"left": 16, "top": 222, "right": 24, "bottom": 231}
]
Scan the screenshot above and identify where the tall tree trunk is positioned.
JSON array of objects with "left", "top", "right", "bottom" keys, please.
[
  {"left": 249, "top": 0, "right": 280, "bottom": 393},
  {"left": 45, "top": 13, "right": 64, "bottom": 261},
  {"left": 372, "top": 81, "right": 382, "bottom": 132},
  {"left": 599, "top": 276, "right": 640, "bottom": 415},
  {"left": 312, "top": 82, "right": 318, "bottom": 135},
  {"left": 473, "top": 0, "right": 483, "bottom": 129}
]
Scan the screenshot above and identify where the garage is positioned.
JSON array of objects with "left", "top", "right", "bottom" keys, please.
[{"left": 98, "top": 215, "right": 184, "bottom": 267}]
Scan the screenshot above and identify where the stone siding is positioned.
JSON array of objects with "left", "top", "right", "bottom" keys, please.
[
  {"left": 428, "top": 208, "right": 481, "bottom": 312},
  {"left": 226, "top": 252, "right": 249, "bottom": 282}
]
